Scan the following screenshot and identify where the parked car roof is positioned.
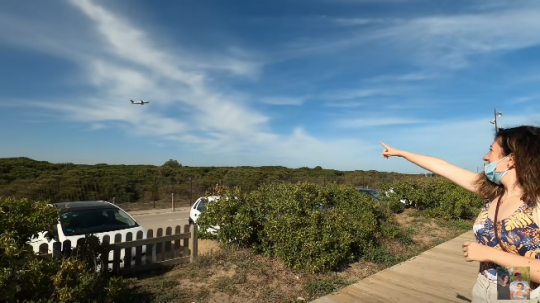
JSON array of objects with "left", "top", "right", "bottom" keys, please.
[{"left": 52, "top": 201, "right": 117, "bottom": 212}]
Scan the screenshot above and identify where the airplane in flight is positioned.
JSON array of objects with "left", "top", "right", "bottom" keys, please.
[{"left": 131, "top": 100, "right": 150, "bottom": 105}]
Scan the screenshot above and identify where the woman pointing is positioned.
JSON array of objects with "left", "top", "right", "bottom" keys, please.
[{"left": 381, "top": 125, "right": 540, "bottom": 303}]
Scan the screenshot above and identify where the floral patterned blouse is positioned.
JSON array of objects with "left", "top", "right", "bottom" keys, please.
[{"left": 473, "top": 199, "right": 540, "bottom": 289}]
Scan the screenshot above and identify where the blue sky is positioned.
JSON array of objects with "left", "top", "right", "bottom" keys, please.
[{"left": 1, "top": 0, "right": 540, "bottom": 173}]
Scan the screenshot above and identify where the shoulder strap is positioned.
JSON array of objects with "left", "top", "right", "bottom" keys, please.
[
  {"left": 494, "top": 195, "right": 509, "bottom": 253},
  {"left": 536, "top": 202, "right": 540, "bottom": 227}
]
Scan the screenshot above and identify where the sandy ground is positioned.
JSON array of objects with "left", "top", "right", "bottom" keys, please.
[{"left": 198, "top": 239, "right": 221, "bottom": 255}]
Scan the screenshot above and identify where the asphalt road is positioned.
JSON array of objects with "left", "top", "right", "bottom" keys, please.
[{"left": 131, "top": 210, "right": 191, "bottom": 232}]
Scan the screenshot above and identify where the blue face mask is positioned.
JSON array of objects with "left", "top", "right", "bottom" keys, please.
[{"left": 484, "top": 156, "right": 509, "bottom": 185}]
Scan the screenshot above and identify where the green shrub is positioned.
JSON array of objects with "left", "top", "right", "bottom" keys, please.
[
  {"left": 197, "top": 182, "right": 383, "bottom": 273},
  {"left": 0, "top": 197, "right": 133, "bottom": 303},
  {"left": 380, "top": 178, "right": 484, "bottom": 220}
]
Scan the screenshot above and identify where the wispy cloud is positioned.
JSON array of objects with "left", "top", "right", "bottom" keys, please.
[
  {"left": 366, "top": 72, "right": 438, "bottom": 83},
  {"left": 259, "top": 96, "right": 307, "bottom": 105},
  {"left": 324, "top": 101, "right": 367, "bottom": 108},
  {"left": 336, "top": 117, "right": 429, "bottom": 128},
  {"left": 328, "top": 17, "right": 390, "bottom": 26},
  {"left": 284, "top": 5, "right": 540, "bottom": 71},
  {"left": 367, "top": 7, "right": 540, "bottom": 69},
  {"left": 512, "top": 94, "right": 540, "bottom": 104},
  {"left": 324, "top": 88, "right": 390, "bottom": 100}
]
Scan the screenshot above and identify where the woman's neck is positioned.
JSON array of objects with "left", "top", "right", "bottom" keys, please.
[{"left": 502, "top": 183, "right": 524, "bottom": 200}]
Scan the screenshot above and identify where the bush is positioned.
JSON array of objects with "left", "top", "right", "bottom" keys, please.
[
  {"left": 0, "top": 197, "right": 133, "bottom": 303},
  {"left": 197, "top": 182, "right": 385, "bottom": 273},
  {"left": 380, "top": 178, "right": 485, "bottom": 220}
]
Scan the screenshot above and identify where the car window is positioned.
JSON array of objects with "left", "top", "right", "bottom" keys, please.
[
  {"left": 59, "top": 207, "right": 139, "bottom": 236},
  {"left": 52, "top": 224, "right": 60, "bottom": 241},
  {"left": 196, "top": 200, "right": 207, "bottom": 212}
]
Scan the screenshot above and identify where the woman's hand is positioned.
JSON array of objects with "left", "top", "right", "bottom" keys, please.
[
  {"left": 381, "top": 142, "right": 404, "bottom": 159},
  {"left": 462, "top": 242, "right": 491, "bottom": 262}
]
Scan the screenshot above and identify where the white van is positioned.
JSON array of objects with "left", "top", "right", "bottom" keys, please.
[{"left": 29, "top": 200, "right": 153, "bottom": 268}]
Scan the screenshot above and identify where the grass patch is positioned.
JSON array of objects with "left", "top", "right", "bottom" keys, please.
[
  {"left": 304, "top": 277, "right": 353, "bottom": 297},
  {"left": 436, "top": 218, "right": 473, "bottom": 230}
]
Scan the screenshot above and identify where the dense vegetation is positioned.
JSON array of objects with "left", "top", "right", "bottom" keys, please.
[
  {"left": 0, "top": 157, "right": 427, "bottom": 206},
  {"left": 0, "top": 156, "right": 483, "bottom": 302},
  {"left": 0, "top": 197, "right": 134, "bottom": 303},
  {"left": 380, "top": 178, "right": 485, "bottom": 220},
  {"left": 196, "top": 177, "right": 484, "bottom": 274},
  {"left": 197, "top": 183, "right": 398, "bottom": 273}
]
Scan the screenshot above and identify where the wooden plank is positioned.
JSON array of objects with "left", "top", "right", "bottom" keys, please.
[
  {"left": 190, "top": 223, "right": 198, "bottom": 261},
  {"left": 367, "top": 275, "right": 451, "bottom": 302},
  {"left": 347, "top": 281, "right": 421, "bottom": 303},
  {"left": 367, "top": 271, "right": 467, "bottom": 302},
  {"left": 420, "top": 250, "right": 474, "bottom": 263},
  {"left": 107, "top": 233, "right": 190, "bottom": 249},
  {"left": 309, "top": 294, "right": 357, "bottom": 303},
  {"left": 388, "top": 263, "right": 477, "bottom": 286},
  {"left": 135, "top": 231, "right": 143, "bottom": 266},
  {"left": 321, "top": 287, "right": 381, "bottom": 303},
  {"left": 165, "top": 227, "right": 173, "bottom": 260},
  {"left": 124, "top": 232, "right": 133, "bottom": 270},
  {"left": 112, "top": 233, "right": 122, "bottom": 274},
  {"left": 174, "top": 225, "right": 181, "bottom": 257},
  {"left": 156, "top": 228, "right": 164, "bottom": 262},
  {"left": 145, "top": 229, "right": 154, "bottom": 264}
]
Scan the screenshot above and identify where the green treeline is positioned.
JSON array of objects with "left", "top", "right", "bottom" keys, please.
[{"left": 0, "top": 157, "right": 432, "bottom": 205}]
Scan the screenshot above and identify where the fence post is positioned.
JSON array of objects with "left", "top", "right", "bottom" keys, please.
[{"left": 190, "top": 223, "right": 198, "bottom": 262}]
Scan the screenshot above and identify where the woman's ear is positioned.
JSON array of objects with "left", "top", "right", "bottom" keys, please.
[{"left": 507, "top": 154, "right": 515, "bottom": 169}]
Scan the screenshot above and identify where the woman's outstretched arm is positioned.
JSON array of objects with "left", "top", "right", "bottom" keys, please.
[{"left": 381, "top": 142, "right": 480, "bottom": 193}]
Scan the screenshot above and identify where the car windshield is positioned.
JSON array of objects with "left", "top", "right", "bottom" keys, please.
[
  {"left": 359, "top": 189, "right": 380, "bottom": 200},
  {"left": 59, "top": 207, "right": 139, "bottom": 236}
]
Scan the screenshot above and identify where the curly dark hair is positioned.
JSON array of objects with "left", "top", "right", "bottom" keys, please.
[
  {"left": 499, "top": 273, "right": 509, "bottom": 284},
  {"left": 474, "top": 125, "right": 540, "bottom": 207}
]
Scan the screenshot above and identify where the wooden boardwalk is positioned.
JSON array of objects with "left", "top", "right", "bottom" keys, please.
[{"left": 310, "top": 230, "right": 478, "bottom": 303}]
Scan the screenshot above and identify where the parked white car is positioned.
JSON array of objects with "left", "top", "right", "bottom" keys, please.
[
  {"left": 189, "top": 196, "right": 221, "bottom": 235},
  {"left": 384, "top": 188, "right": 414, "bottom": 207},
  {"left": 29, "top": 200, "right": 154, "bottom": 269}
]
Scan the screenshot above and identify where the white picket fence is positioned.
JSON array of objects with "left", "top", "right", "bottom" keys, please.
[{"left": 35, "top": 224, "right": 198, "bottom": 275}]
